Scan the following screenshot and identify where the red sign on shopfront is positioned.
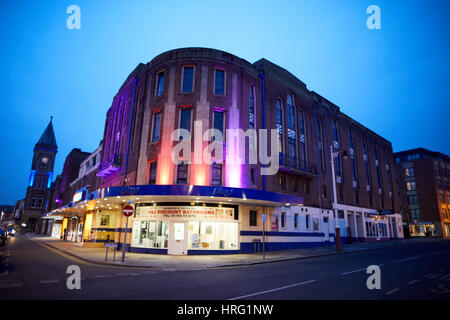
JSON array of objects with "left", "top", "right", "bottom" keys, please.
[{"left": 122, "top": 205, "right": 134, "bottom": 217}]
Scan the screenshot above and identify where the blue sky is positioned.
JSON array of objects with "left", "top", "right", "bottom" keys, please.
[{"left": 0, "top": 0, "right": 449, "bottom": 204}]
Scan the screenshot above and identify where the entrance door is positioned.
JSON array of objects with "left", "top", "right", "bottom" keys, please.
[{"left": 168, "top": 222, "right": 188, "bottom": 255}]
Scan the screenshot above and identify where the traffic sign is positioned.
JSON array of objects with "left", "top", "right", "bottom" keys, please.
[{"left": 122, "top": 205, "right": 134, "bottom": 217}]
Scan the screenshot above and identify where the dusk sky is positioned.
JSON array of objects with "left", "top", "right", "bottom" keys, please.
[{"left": 0, "top": 0, "right": 449, "bottom": 205}]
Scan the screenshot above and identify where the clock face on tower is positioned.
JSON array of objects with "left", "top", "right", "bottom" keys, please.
[{"left": 41, "top": 157, "right": 49, "bottom": 164}]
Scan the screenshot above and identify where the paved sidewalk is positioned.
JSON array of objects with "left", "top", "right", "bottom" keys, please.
[{"left": 29, "top": 236, "right": 445, "bottom": 270}]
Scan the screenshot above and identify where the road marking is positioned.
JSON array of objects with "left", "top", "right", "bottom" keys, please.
[
  {"left": 429, "top": 251, "right": 445, "bottom": 256},
  {"left": 408, "top": 280, "right": 419, "bottom": 285},
  {"left": 40, "top": 279, "right": 59, "bottom": 284},
  {"left": 341, "top": 264, "right": 384, "bottom": 275},
  {"left": 0, "top": 282, "right": 23, "bottom": 288},
  {"left": 397, "top": 256, "right": 422, "bottom": 263},
  {"left": 228, "top": 280, "right": 316, "bottom": 300},
  {"left": 385, "top": 288, "right": 400, "bottom": 295}
]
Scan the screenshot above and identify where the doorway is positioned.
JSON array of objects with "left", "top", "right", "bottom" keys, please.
[{"left": 168, "top": 222, "right": 188, "bottom": 255}]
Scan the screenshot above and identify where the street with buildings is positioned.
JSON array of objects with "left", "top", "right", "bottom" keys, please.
[
  {"left": 1, "top": 47, "right": 449, "bottom": 302},
  {"left": 1, "top": 235, "right": 449, "bottom": 300}
]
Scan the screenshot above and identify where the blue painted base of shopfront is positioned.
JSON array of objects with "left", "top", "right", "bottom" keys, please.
[{"left": 188, "top": 250, "right": 240, "bottom": 255}]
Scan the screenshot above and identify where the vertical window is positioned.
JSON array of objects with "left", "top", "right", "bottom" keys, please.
[
  {"left": 249, "top": 87, "right": 255, "bottom": 129},
  {"left": 151, "top": 112, "right": 161, "bottom": 143},
  {"left": 294, "top": 214, "right": 299, "bottom": 229},
  {"left": 250, "top": 168, "right": 256, "bottom": 185},
  {"left": 349, "top": 128, "right": 358, "bottom": 185},
  {"left": 249, "top": 210, "right": 257, "bottom": 227},
  {"left": 281, "top": 212, "right": 286, "bottom": 228},
  {"left": 279, "top": 175, "right": 286, "bottom": 190},
  {"left": 276, "top": 99, "right": 284, "bottom": 163},
  {"left": 181, "top": 66, "right": 194, "bottom": 93},
  {"left": 318, "top": 119, "right": 324, "bottom": 171},
  {"left": 363, "top": 137, "right": 371, "bottom": 188},
  {"left": 149, "top": 162, "right": 157, "bottom": 185},
  {"left": 214, "top": 69, "right": 225, "bottom": 95},
  {"left": 179, "top": 108, "right": 192, "bottom": 134},
  {"left": 332, "top": 120, "right": 342, "bottom": 180},
  {"left": 306, "top": 214, "right": 310, "bottom": 229},
  {"left": 213, "top": 111, "right": 224, "bottom": 137},
  {"left": 375, "top": 146, "right": 383, "bottom": 191},
  {"left": 385, "top": 148, "right": 393, "bottom": 195},
  {"left": 292, "top": 178, "right": 298, "bottom": 192},
  {"left": 176, "top": 162, "right": 188, "bottom": 184},
  {"left": 298, "top": 110, "right": 307, "bottom": 170},
  {"left": 156, "top": 71, "right": 165, "bottom": 96},
  {"left": 286, "top": 94, "right": 297, "bottom": 168},
  {"left": 211, "top": 163, "right": 222, "bottom": 186}
]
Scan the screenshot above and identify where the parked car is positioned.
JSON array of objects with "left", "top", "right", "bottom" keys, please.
[
  {"left": 0, "top": 227, "right": 7, "bottom": 246},
  {"left": 7, "top": 226, "right": 15, "bottom": 236}
]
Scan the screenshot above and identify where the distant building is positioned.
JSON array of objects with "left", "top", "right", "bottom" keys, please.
[
  {"left": 0, "top": 205, "right": 15, "bottom": 225},
  {"left": 21, "top": 118, "right": 57, "bottom": 232},
  {"left": 395, "top": 148, "right": 450, "bottom": 237}
]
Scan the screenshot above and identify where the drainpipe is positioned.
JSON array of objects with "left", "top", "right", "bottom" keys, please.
[
  {"left": 123, "top": 78, "right": 138, "bottom": 186},
  {"left": 259, "top": 73, "right": 266, "bottom": 191}
]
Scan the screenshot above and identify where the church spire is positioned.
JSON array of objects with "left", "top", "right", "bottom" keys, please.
[{"left": 36, "top": 117, "right": 57, "bottom": 149}]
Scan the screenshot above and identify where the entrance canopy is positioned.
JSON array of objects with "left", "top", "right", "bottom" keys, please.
[{"left": 44, "top": 185, "right": 304, "bottom": 217}]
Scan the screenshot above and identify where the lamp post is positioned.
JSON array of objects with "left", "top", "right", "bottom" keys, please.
[{"left": 330, "top": 146, "right": 349, "bottom": 252}]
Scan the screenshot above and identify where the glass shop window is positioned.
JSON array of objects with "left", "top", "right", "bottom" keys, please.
[
  {"left": 131, "top": 220, "right": 169, "bottom": 249},
  {"left": 188, "top": 221, "right": 238, "bottom": 250},
  {"left": 249, "top": 210, "right": 257, "bottom": 226}
]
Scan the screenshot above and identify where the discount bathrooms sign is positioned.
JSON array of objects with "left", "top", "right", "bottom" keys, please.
[{"left": 135, "top": 206, "right": 235, "bottom": 221}]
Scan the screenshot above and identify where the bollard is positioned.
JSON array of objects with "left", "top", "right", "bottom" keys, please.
[{"left": 105, "top": 246, "right": 108, "bottom": 261}]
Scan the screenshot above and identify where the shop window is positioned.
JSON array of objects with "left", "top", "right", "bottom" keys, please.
[
  {"left": 181, "top": 66, "right": 194, "bottom": 93},
  {"left": 306, "top": 214, "right": 310, "bottom": 229},
  {"left": 294, "top": 213, "right": 299, "bottom": 229},
  {"left": 132, "top": 220, "right": 169, "bottom": 248},
  {"left": 338, "top": 210, "right": 345, "bottom": 219},
  {"left": 214, "top": 69, "right": 225, "bottom": 95},
  {"left": 249, "top": 210, "right": 258, "bottom": 227},
  {"left": 281, "top": 212, "right": 286, "bottom": 228},
  {"left": 188, "top": 221, "right": 238, "bottom": 250},
  {"left": 313, "top": 218, "right": 319, "bottom": 231},
  {"left": 99, "top": 214, "right": 110, "bottom": 227}
]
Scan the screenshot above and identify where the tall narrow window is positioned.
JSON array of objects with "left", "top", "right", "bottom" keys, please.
[
  {"left": 182, "top": 66, "right": 194, "bottom": 93},
  {"left": 151, "top": 112, "right": 161, "bottom": 143},
  {"left": 214, "top": 69, "right": 225, "bottom": 95},
  {"left": 249, "top": 87, "right": 255, "bottom": 129},
  {"left": 249, "top": 210, "right": 257, "bottom": 227},
  {"left": 349, "top": 128, "right": 358, "bottom": 186},
  {"left": 332, "top": 120, "right": 342, "bottom": 182},
  {"left": 363, "top": 137, "right": 371, "bottom": 189},
  {"left": 286, "top": 94, "right": 297, "bottom": 168},
  {"left": 276, "top": 99, "right": 284, "bottom": 164},
  {"left": 318, "top": 118, "right": 324, "bottom": 171},
  {"left": 298, "top": 110, "right": 307, "bottom": 170},
  {"left": 179, "top": 108, "right": 192, "bottom": 134},
  {"left": 211, "top": 163, "right": 222, "bottom": 186},
  {"left": 375, "top": 146, "right": 383, "bottom": 192},
  {"left": 250, "top": 168, "right": 256, "bottom": 185},
  {"left": 385, "top": 148, "right": 393, "bottom": 196},
  {"left": 213, "top": 111, "right": 224, "bottom": 137},
  {"left": 156, "top": 71, "right": 165, "bottom": 96},
  {"left": 149, "top": 162, "right": 157, "bottom": 185}
]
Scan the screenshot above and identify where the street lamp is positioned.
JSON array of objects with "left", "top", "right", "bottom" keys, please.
[{"left": 330, "top": 146, "right": 349, "bottom": 252}]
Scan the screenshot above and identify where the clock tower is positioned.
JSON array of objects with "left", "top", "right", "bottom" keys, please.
[{"left": 22, "top": 117, "right": 58, "bottom": 233}]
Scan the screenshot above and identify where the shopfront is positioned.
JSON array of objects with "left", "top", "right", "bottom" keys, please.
[{"left": 131, "top": 204, "right": 239, "bottom": 255}]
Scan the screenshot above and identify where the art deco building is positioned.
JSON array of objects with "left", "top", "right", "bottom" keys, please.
[{"left": 46, "top": 48, "right": 403, "bottom": 254}]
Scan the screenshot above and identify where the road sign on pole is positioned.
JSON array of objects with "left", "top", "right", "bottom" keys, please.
[{"left": 121, "top": 205, "right": 134, "bottom": 262}]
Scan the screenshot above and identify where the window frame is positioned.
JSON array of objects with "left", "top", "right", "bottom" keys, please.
[
  {"left": 214, "top": 68, "right": 226, "bottom": 96},
  {"left": 181, "top": 65, "right": 195, "bottom": 93}
]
